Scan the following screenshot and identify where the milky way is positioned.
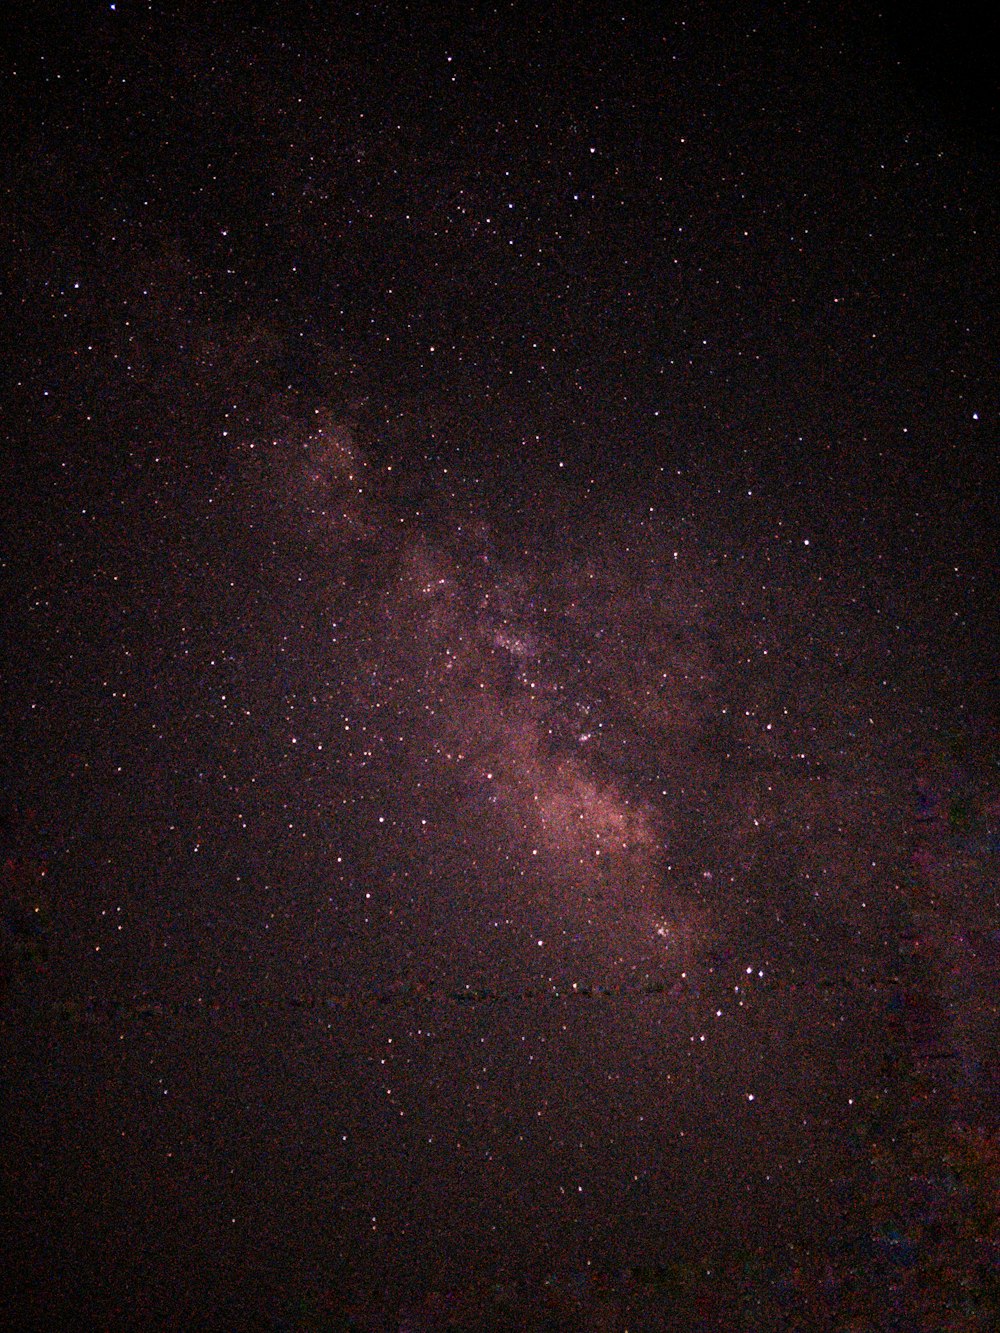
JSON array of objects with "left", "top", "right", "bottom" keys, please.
[
  {"left": 259, "top": 413, "right": 736, "bottom": 995},
  {"left": 230, "top": 405, "right": 912, "bottom": 1032}
]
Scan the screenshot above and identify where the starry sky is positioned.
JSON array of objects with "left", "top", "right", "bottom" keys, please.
[{"left": 2, "top": 2, "right": 999, "bottom": 1329}]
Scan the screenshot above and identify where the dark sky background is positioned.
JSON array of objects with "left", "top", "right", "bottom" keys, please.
[{"left": 2, "top": 2, "right": 999, "bottom": 1329}]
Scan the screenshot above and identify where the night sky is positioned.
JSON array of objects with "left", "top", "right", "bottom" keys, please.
[{"left": 2, "top": 3, "right": 999, "bottom": 1329}]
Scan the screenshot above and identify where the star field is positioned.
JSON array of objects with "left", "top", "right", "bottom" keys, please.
[{"left": 2, "top": 2, "right": 999, "bottom": 1329}]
